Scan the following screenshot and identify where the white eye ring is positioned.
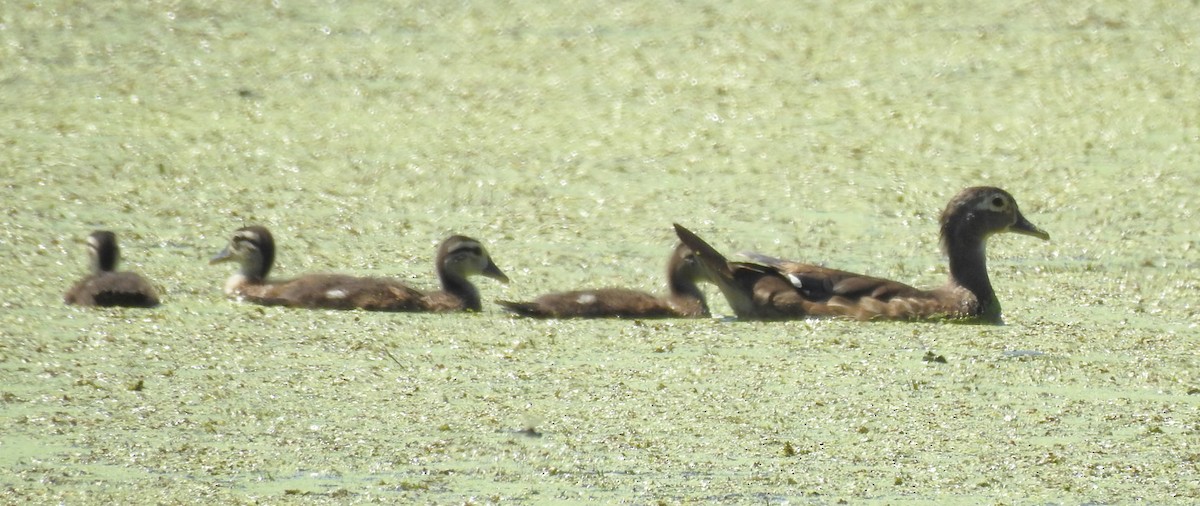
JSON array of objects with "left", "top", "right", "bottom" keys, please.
[{"left": 989, "top": 196, "right": 1007, "bottom": 211}]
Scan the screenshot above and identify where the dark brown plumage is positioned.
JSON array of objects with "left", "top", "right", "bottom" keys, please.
[
  {"left": 496, "top": 242, "right": 709, "bottom": 318},
  {"left": 64, "top": 230, "right": 160, "bottom": 308},
  {"left": 675, "top": 187, "right": 1050, "bottom": 323},
  {"left": 210, "top": 226, "right": 508, "bottom": 312}
]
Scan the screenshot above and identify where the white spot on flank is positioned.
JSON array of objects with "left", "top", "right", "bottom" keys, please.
[
  {"left": 786, "top": 273, "right": 803, "bottom": 289},
  {"left": 576, "top": 293, "right": 597, "bottom": 305},
  {"left": 326, "top": 289, "right": 348, "bottom": 299}
]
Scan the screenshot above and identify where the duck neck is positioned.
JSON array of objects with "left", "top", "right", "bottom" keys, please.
[
  {"left": 668, "top": 275, "right": 709, "bottom": 312},
  {"left": 93, "top": 246, "right": 119, "bottom": 274},
  {"left": 92, "top": 255, "right": 116, "bottom": 274},
  {"left": 240, "top": 252, "right": 270, "bottom": 284},
  {"left": 439, "top": 270, "right": 481, "bottom": 311},
  {"left": 946, "top": 236, "right": 999, "bottom": 319}
]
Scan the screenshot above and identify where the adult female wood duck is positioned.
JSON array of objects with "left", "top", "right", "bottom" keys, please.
[
  {"left": 496, "top": 242, "right": 709, "bottom": 318},
  {"left": 210, "top": 226, "right": 509, "bottom": 312},
  {"left": 674, "top": 187, "right": 1050, "bottom": 323},
  {"left": 65, "top": 230, "right": 160, "bottom": 307}
]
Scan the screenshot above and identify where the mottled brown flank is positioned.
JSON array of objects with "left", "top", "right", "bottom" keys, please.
[
  {"left": 499, "top": 287, "right": 706, "bottom": 318},
  {"left": 231, "top": 273, "right": 428, "bottom": 310},
  {"left": 736, "top": 253, "right": 980, "bottom": 321},
  {"left": 213, "top": 227, "right": 507, "bottom": 312},
  {"left": 497, "top": 242, "right": 709, "bottom": 318},
  {"left": 674, "top": 187, "right": 1049, "bottom": 323}
]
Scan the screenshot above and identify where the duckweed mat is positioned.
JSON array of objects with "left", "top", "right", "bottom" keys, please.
[{"left": 2, "top": 1, "right": 1198, "bottom": 503}]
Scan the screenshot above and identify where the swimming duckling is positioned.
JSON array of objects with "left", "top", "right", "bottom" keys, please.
[
  {"left": 64, "top": 230, "right": 160, "bottom": 308},
  {"left": 497, "top": 242, "right": 709, "bottom": 318},
  {"left": 210, "top": 226, "right": 508, "bottom": 311},
  {"left": 674, "top": 186, "right": 1049, "bottom": 323}
]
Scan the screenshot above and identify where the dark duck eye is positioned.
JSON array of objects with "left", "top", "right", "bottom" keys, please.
[{"left": 990, "top": 196, "right": 1006, "bottom": 210}]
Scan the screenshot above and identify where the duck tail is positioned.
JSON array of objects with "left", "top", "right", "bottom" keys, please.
[
  {"left": 673, "top": 223, "right": 734, "bottom": 281},
  {"left": 496, "top": 299, "right": 551, "bottom": 318}
]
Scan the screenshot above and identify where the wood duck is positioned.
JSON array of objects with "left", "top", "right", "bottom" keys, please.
[
  {"left": 210, "top": 226, "right": 509, "bottom": 312},
  {"left": 64, "top": 230, "right": 160, "bottom": 307},
  {"left": 674, "top": 187, "right": 1050, "bottom": 323},
  {"left": 496, "top": 242, "right": 709, "bottom": 318}
]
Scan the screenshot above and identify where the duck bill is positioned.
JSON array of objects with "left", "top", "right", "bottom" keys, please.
[
  {"left": 483, "top": 261, "right": 510, "bottom": 284},
  {"left": 1010, "top": 213, "right": 1050, "bottom": 241},
  {"left": 209, "top": 247, "right": 234, "bottom": 265}
]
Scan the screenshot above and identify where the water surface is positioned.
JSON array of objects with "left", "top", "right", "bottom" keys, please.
[{"left": 2, "top": 0, "right": 1199, "bottom": 503}]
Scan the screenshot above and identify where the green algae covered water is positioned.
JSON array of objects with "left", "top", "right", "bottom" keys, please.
[{"left": 2, "top": 1, "right": 1199, "bottom": 503}]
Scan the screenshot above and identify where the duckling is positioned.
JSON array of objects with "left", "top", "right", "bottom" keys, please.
[
  {"left": 64, "top": 230, "right": 160, "bottom": 307},
  {"left": 496, "top": 242, "right": 709, "bottom": 318},
  {"left": 674, "top": 186, "right": 1049, "bottom": 323},
  {"left": 209, "top": 226, "right": 508, "bottom": 312},
  {"left": 422, "top": 234, "right": 512, "bottom": 311}
]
